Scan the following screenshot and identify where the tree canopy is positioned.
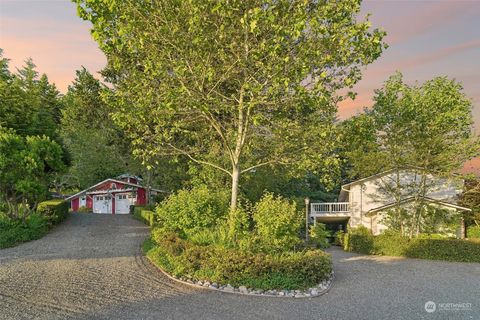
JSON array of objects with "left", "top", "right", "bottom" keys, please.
[{"left": 74, "top": 0, "right": 387, "bottom": 210}]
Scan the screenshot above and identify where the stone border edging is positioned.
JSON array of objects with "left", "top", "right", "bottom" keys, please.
[{"left": 144, "top": 251, "right": 334, "bottom": 298}]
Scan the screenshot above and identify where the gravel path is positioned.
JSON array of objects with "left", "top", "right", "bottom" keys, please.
[{"left": 1, "top": 214, "right": 479, "bottom": 320}]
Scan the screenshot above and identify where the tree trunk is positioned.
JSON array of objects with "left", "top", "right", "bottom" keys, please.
[{"left": 230, "top": 164, "right": 240, "bottom": 212}]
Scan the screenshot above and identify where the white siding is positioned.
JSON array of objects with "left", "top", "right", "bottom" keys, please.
[{"left": 346, "top": 170, "right": 463, "bottom": 235}]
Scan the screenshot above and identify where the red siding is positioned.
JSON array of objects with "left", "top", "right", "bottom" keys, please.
[
  {"left": 86, "top": 196, "right": 93, "bottom": 209},
  {"left": 136, "top": 188, "right": 147, "bottom": 206},
  {"left": 112, "top": 195, "right": 116, "bottom": 215},
  {"left": 95, "top": 181, "right": 125, "bottom": 191},
  {"left": 71, "top": 198, "right": 79, "bottom": 211}
]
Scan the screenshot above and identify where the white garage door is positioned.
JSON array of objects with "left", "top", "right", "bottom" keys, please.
[
  {"left": 93, "top": 195, "right": 112, "bottom": 214},
  {"left": 115, "top": 194, "right": 132, "bottom": 214}
]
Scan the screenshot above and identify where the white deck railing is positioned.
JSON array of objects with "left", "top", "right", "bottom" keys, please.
[{"left": 310, "top": 202, "right": 350, "bottom": 215}]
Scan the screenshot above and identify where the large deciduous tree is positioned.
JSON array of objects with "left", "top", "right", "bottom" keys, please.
[
  {"left": 74, "top": 0, "right": 386, "bottom": 210},
  {"left": 341, "top": 73, "right": 479, "bottom": 236}
]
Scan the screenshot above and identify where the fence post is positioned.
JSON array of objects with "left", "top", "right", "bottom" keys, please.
[{"left": 305, "top": 197, "right": 310, "bottom": 241}]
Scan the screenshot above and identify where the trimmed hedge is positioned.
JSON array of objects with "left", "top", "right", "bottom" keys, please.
[
  {"left": 133, "top": 206, "right": 155, "bottom": 226},
  {"left": 37, "top": 200, "right": 69, "bottom": 225},
  {"left": 146, "top": 228, "right": 332, "bottom": 290},
  {"left": 345, "top": 228, "right": 480, "bottom": 263}
]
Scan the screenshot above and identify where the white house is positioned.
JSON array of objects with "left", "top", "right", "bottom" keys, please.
[{"left": 309, "top": 169, "right": 471, "bottom": 235}]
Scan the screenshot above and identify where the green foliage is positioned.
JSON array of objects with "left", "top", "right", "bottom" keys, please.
[
  {"left": 74, "top": 0, "right": 386, "bottom": 209},
  {"left": 345, "top": 226, "right": 374, "bottom": 254},
  {"left": 309, "top": 223, "right": 331, "bottom": 248},
  {"left": 0, "top": 213, "right": 48, "bottom": 248},
  {"left": 133, "top": 206, "right": 155, "bottom": 226},
  {"left": 0, "top": 127, "right": 65, "bottom": 220},
  {"left": 0, "top": 53, "right": 62, "bottom": 140},
  {"left": 155, "top": 185, "right": 229, "bottom": 238},
  {"left": 76, "top": 206, "right": 91, "bottom": 213},
  {"left": 60, "top": 68, "right": 141, "bottom": 189},
  {"left": 36, "top": 200, "right": 69, "bottom": 225},
  {"left": 334, "top": 230, "right": 345, "bottom": 247},
  {"left": 252, "top": 193, "right": 301, "bottom": 253},
  {"left": 346, "top": 230, "right": 480, "bottom": 262},
  {"left": 339, "top": 73, "right": 478, "bottom": 236},
  {"left": 146, "top": 228, "right": 332, "bottom": 290},
  {"left": 467, "top": 225, "right": 480, "bottom": 239}
]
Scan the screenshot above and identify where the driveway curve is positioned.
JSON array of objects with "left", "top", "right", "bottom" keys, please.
[{"left": 0, "top": 214, "right": 478, "bottom": 320}]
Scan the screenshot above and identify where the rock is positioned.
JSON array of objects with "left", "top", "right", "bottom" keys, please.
[
  {"left": 197, "top": 280, "right": 203, "bottom": 286},
  {"left": 278, "top": 291, "right": 285, "bottom": 296},
  {"left": 304, "top": 293, "right": 311, "bottom": 297},
  {"left": 186, "top": 280, "right": 194, "bottom": 284},
  {"left": 239, "top": 286, "right": 248, "bottom": 294},
  {"left": 223, "top": 286, "right": 235, "bottom": 293},
  {"left": 203, "top": 281, "right": 211, "bottom": 287},
  {"left": 209, "top": 285, "right": 218, "bottom": 289},
  {"left": 212, "top": 282, "right": 218, "bottom": 288},
  {"left": 295, "top": 293, "right": 305, "bottom": 298},
  {"left": 311, "top": 288, "right": 319, "bottom": 296}
]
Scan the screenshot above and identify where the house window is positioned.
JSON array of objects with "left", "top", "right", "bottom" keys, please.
[{"left": 112, "top": 183, "right": 117, "bottom": 189}]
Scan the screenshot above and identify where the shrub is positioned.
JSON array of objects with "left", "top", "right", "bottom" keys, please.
[
  {"left": 345, "top": 225, "right": 374, "bottom": 254},
  {"left": 309, "top": 223, "right": 331, "bottom": 248},
  {"left": 146, "top": 228, "right": 332, "bottom": 290},
  {"left": 467, "top": 225, "right": 480, "bottom": 239},
  {"left": 334, "top": 230, "right": 345, "bottom": 247},
  {"left": 252, "top": 193, "right": 301, "bottom": 253},
  {"left": 346, "top": 229, "right": 480, "bottom": 262},
  {"left": 156, "top": 185, "right": 229, "bottom": 237},
  {"left": 36, "top": 200, "right": 69, "bottom": 225},
  {"left": 0, "top": 213, "right": 48, "bottom": 248},
  {"left": 77, "top": 206, "right": 91, "bottom": 213},
  {"left": 133, "top": 206, "right": 155, "bottom": 226}
]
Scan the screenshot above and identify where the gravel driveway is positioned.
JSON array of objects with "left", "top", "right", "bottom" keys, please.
[{"left": 1, "top": 214, "right": 478, "bottom": 320}]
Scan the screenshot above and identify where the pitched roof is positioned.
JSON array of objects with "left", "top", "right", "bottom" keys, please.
[
  {"left": 367, "top": 196, "right": 471, "bottom": 215},
  {"left": 65, "top": 178, "right": 164, "bottom": 200}
]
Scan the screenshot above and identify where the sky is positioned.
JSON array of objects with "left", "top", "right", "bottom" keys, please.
[{"left": 0, "top": 0, "right": 479, "bottom": 131}]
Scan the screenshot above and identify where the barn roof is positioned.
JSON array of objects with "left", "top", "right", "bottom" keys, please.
[{"left": 65, "top": 178, "right": 164, "bottom": 200}]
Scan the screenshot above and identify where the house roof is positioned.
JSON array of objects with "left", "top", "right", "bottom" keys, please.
[
  {"left": 367, "top": 196, "right": 471, "bottom": 215},
  {"left": 116, "top": 173, "right": 143, "bottom": 181},
  {"left": 65, "top": 178, "right": 164, "bottom": 200},
  {"left": 341, "top": 167, "right": 422, "bottom": 190}
]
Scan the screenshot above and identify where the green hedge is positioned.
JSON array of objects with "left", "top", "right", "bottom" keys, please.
[
  {"left": 133, "top": 206, "right": 155, "bottom": 226},
  {"left": 146, "top": 228, "right": 332, "bottom": 290},
  {"left": 37, "top": 200, "right": 69, "bottom": 225},
  {"left": 0, "top": 213, "right": 48, "bottom": 249},
  {"left": 345, "top": 228, "right": 480, "bottom": 263},
  {"left": 467, "top": 225, "right": 480, "bottom": 239}
]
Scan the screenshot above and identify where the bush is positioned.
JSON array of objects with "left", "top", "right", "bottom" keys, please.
[
  {"left": 334, "top": 230, "right": 345, "bottom": 247},
  {"left": 133, "top": 206, "right": 155, "bottom": 226},
  {"left": 146, "top": 227, "right": 332, "bottom": 290},
  {"left": 309, "top": 223, "right": 331, "bottom": 248},
  {"left": 345, "top": 225, "right": 374, "bottom": 254},
  {"left": 252, "top": 193, "right": 302, "bottom": 253},
  {"left": 346, "top": 229, "right": 480, "bottom": 262},
  {"left": 36, "top": 200, "right": 69, "bottom": 225},
  {"left": 0, "top": 213, "right": 48, "bottom": 248},
  {"left": 77, "top": 206, "right": 91, "bottom": 213},
  {"left": 156, "top": 185, "right": 229, "bottom": 238},
  {"left": 467, "top": 225, "right": 480, "bottom": 239}
]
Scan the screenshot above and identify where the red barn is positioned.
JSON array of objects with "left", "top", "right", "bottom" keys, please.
[{"left": 66, "top": 174, "right": 161, "bottom": 214}]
